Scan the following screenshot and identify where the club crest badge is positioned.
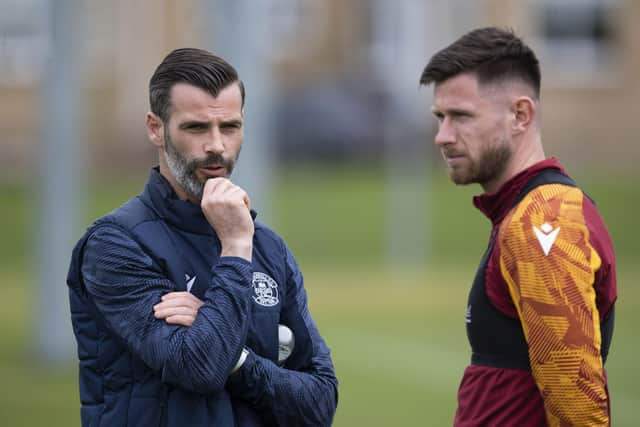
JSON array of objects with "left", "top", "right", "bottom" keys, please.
[{"left": 252, "top": 272, "right": 279, "bottom": 307}]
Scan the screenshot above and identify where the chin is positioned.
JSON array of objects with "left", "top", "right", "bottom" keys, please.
[{"left": 450, "top": 172, "right": 475, "bottom": 186}]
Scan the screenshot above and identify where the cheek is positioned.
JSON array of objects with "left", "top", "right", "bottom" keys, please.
[
  {"left": 484, "top": 115, "right": 510, "bottom": 138},
  {"left": 467, "top": 120, "right": 502, "bottom": 148},
  {"left": 454, "top": 126, "right": 476, "bottom": 150},
  {"left": 225, "top": 133, "right": 243, "bottom": 150},
  {"left": 172, "top": 132, "right": 199, "bottom": 152}
]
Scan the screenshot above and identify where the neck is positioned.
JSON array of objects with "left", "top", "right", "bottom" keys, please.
[{"left": 482, "top": 132, "right": 545, "bottom": 194}]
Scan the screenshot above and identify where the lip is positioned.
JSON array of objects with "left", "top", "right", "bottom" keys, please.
[
  {"left": 199, "top": 166, "right": 227, "bottom": 178},
  {"left": 443, "top": 153, "right": 466, "bottom": 167}
]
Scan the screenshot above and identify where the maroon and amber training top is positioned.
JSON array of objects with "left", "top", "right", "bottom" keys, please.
[{"left": 454, "top": 158, "right": 617, "bottom": 427}]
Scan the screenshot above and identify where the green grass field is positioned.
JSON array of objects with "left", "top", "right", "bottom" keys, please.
[{"left": 0, "top": 164, "right": 638, "bottom": 426}]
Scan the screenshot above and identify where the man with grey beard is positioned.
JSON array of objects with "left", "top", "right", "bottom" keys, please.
[{"left": 66, "top": 48, "right": 338, "bottom": 427}]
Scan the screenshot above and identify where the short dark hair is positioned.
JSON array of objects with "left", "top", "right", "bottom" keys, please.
[
  {"left": 420, "top": 27, "right": 540, "bottom": 98},
  {"left": 149, "top": 48, "right": 245, "bottom": 123}
]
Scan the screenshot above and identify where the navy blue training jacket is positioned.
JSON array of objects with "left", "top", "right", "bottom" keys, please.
[{"left": 66, "top": 168, "right": 338, "bottom": 426}]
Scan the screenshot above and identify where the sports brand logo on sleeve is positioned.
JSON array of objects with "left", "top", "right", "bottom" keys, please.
[
  {"left": 533, "top": 222, "right": 560, "bottom": 256},
  {"left": 252, "top": 272, "right": 279, "bottom": 307}
]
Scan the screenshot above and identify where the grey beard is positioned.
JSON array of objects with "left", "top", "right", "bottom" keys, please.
[
  {"left": 163, "top": 131, "right": 238, "bottom": 201},
  {"left": 164, "top": 133, "right": 206, "bottom": 200}
]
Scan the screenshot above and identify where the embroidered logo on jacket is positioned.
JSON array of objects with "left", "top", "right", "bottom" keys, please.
[
  {"left": 533, "top": 222, "right": 560, "bottom": 256},
  {"left": 252, "top": 272, "right": 279, "bottom": 307}
]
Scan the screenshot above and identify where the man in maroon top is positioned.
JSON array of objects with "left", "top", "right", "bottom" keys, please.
[{"left": 419, "top": 27, "right": 617, "bottom": 426}]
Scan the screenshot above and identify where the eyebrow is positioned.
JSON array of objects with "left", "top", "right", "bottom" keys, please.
[
  {"left": 431, "top": 107, "right": 472, "bottom": 116},
  {"left": 220, "top": 118, "right": 243, "bottom": 127},
  {"left": 178, "top": 120, "right": 211, "bottom": 130},
  {"left": 177, "top": 118, "right": 243, "bottom": 130}
]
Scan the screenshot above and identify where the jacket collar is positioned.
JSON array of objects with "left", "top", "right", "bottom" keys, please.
[
  {"left": 140, "top": 167, "right": 258, "bottom": 234},
  {"left": 140, "top": 167, "right": 216, "bottom": 235},
  {"left": 472, "top": 157, "right": 566, "bottom": 226}
]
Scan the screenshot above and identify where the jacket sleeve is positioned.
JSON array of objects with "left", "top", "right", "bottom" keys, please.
[
  {"left": 78, "top": 224, "right": 253, "bottom": 394},
  {"left": 498, "top": 184, "right": 609, "bottom": 426},
  {"left": 226, "top": 243, "right": 338, "bottom": 427}
]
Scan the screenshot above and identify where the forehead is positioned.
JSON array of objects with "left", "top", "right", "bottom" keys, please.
[
  {"left": 169, "top": 82, "right": 243, "bottom": 120},
  {"left": 432, "top": 72, "right": 483, "bottom": 110}
]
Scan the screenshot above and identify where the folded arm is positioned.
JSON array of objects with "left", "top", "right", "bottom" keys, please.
[{"left": 80, "top": 224, "right": 253, "bottom": 394}]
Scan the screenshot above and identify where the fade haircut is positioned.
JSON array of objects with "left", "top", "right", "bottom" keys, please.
[
  {"left": 149, "top": 47, "right": 245, "bottom": 123},
  {"left": 420, "top": 27, "right": 540, "bottom": 99}
]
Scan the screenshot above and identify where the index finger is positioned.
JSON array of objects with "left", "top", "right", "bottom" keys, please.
[
  {"left": 203, "top": 177, "right": 231, "bottom": 195},
  {"left": 161, "top": 291, "right": 192, "bottom": 301}
]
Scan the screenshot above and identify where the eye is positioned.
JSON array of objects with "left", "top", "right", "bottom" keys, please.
[
  {"left": 221, "top": 122, "right": 242, "bottom": 133},
  {"left": 451, "top": 111, "right": 472, "bottom": 120},
  {"left": 184, "top": 123, "right": 208, "bottom": 133}
]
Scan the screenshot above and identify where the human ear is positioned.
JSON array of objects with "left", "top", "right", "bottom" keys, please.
[
  {"left": 512, "top": 97, "right": 535, "bottom": 134},
  {"left": 145, "top": 112, "right": 164, "bottom": 148}
]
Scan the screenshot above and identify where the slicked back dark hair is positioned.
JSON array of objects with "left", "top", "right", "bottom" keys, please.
[
  {"left": 420, "top": 27, "right": 540, "bottom": 99},
  {"left": 149, "top": 47, "right": 245, "bottom": 123}
]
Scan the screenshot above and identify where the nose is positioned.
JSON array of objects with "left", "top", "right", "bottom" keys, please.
[
  {"left": 434, "top": 117, "right": 455, "bottom": 146},
  {"left": 204, "top": 127, "right": 224, "bottom": 155}
]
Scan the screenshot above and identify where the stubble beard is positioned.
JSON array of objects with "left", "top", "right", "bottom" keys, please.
[
  {"left": 449, "top": 137, "right": 512, "bottom": 187},
  {"left": 163, "top": 131, "right": 238, "bottom": 201}
]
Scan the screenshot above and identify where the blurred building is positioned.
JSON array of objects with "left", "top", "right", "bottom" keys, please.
[
  {"left": 1, "top": 0, "right": 639, "bottom": 177},
  {"left": 488, "top": 0, "right": 640, "bottom": 171}
]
